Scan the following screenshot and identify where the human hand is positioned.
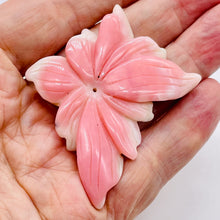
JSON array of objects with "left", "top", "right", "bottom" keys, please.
[{"left": 0, "top": 0, "right": 219, "bottom": 219}]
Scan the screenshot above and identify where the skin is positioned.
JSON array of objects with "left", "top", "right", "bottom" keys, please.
[{"left": 0, "top": 0, "right": 219, "bottom": 219}]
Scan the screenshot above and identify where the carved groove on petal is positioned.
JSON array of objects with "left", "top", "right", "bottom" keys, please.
[
  {"left": 103, "top": 56, "right": 201, "bottom": 102},
  {"left": 103, "top": 94, "right": 154, "bottom": 122},
  {"left": 103, "top": 37, "right": 166, "bottom": 76},
  {"left": 94, "top": 13, "right": 130, "bottom": 79},
  {"left": 55, "top": 87, "right": 88, "bottom": 151},
  {"left": 113, "top": 4, "right": 134, "bottom": 40},
  {"left": 97, "top": 98, "right": 141, "bottom": 160},
  {"left": 25, "top": 56, "right": 82, "bottom": 104},
  {"left": 66, "top": 33, "right": 96, "bottom": 83},
  {"left": 77, "top": 98, "right": 123, "bottom": 209}
]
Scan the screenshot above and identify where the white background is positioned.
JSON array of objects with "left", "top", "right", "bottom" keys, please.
[
  {"left": 0, "top": 0, "right": 7, "bottom": 5},
  {"left": 136, "top": 69, "right": 220, "bottom": 220}
]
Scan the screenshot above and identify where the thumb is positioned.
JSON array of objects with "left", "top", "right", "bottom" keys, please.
[
  {"left": 0, "top": 48, "right": 26, "bottom": 128},
  {"left": 0, "top": 48, "right": 25, "bottom": 96}
]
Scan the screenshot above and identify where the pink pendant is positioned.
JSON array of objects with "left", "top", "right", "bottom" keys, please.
[{"left": 25, "top": 5, "right": 201, "bottom": 209}]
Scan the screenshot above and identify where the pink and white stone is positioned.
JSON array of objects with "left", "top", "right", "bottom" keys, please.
[{"left": 25, "top": 5, "right": 201, "bottom": 209}]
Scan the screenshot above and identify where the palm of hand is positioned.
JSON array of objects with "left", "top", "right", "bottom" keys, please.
[
  {"left": 0, "top": 60, "right": 106, "bottom": 219},
  {"left": 0, "top": 0, "right": 220, "bottom": 219}
]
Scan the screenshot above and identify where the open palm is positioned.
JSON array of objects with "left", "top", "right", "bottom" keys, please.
[
  {"left": 0, "top": 0, "right": 219, "bottom": 219},
  {"left": 0, "top": 53, "right": 97, "bottom": 219}
]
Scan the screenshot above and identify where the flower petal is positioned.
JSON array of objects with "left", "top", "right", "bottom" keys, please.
[
  {"left": 97, "top": 98, "right": 141, "bottom": 160},
  {"left": 25, "top": 56, "right": 82, "bottom": 104},
  {"left": 55, "top": 87, "right": 87, "bottom": 151},
  {"left": 65, "top": 29, "right": 96, "bottom": 83},
  {"left": 77, "top": 98, "right": 123, "bottom": 209},
  {"left": 103, "top": 37, "right": 166, "bottom": 74},
  {"left": 113, "top": 4, "right": 133, "bottom": 40},
  {"left": 81, "top": 28, "right": 97, "bottom": 42},
  {"left": 103, "top": 94, "right": 154, "bottom": 122},
  {"left": 94, "top": 8, "right": 132, "bottom": 79},
  {"left": 103, "top": 56, "right": 201, "bottom": 102}
]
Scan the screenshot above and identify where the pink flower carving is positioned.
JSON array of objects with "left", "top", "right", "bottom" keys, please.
[{"left": 25, "top": 5, "right": 201, "bottom": 209}]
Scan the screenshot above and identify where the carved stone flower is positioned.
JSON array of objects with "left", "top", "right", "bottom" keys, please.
[{"left": 26, "top": 5, "right": 201, "bottom": 209}]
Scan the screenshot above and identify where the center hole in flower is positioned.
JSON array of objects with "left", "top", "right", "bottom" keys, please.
[{"left": 93, "top": 88, "right": 97, "bottom": 93}]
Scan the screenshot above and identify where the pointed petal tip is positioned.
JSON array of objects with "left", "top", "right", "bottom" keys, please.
[
  {"left": 141, "top": 102, "right": 154, "bottom": 122},
  {"left": 112, "top": 3, "right": 134, "bottom": 39},
  {"left": 56, "top": 128, "right": 76, "bottom": 151},
  {"left": 143, "top": 111, "right": 154, "bottom": 122},
  {"left": 66, "top": 138, "right": 76, "bottom": 151},
  {"left": 81, "top": 29, "right": 97, "bottom": 42},
  {"left": 159, "top": 48, "right": 167, "bottom": 59},
  {"left": 183, "top": 72, "right": 202, "bottom": 87},
  {"left": 113, "top": 5, "right": 127, "bottom": 20},
  {"left": 179, "top": 72, "right": 202, "bottom": 98},
  {"left": 123, "top": 142, "right": 138, "bottom": 160},
  {"left": 25, "top": 64, "right": 40, "bottom": 82},
  {"left": 93, "top": 197, "right": 106, "bottom": 210},
  {"left": 25, "top": 57, "right": 60, "bottom": 82},
  {"left": 129, "top": 149, "right": 138, "bottom": 160},
  {"left": 185, "top": 72, "right": 202, "bottom": 82},
  {"left": 113, "top": 4, "right": 123, "bottom": 13}
]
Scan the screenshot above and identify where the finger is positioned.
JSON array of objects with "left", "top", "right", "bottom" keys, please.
[
  {"left": 0, "top": 49, "right": 26, "bottom": 128},
  {"left": 138, "top": 100, "right": 178, "bottom": 131},
  {"left": 0, "top": 49, "right": 25, "bottom": 95},
  {"left": 62, "top": 0, "right": 219, "bottom": 60},
  {"left": 107, "top": 79, "right": 220, "bottom": 219},
  {"left": 141, "top": 4, "right": 220, "bottom": 130},
  {"left": 0, "top": 0, "right": 218, "bottom": 71},
  {"left": 0, "top": 0, "right": 136, "bottom": 71},
  {"left": 166, "top": 4, "right": 220, "bottom": 78},
  {"left": 125, "top": 0, "right": 219, "bottom": 46}
]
